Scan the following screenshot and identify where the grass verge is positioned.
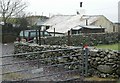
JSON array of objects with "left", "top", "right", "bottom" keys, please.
[
  {"left": 95, "top": 43, "right": 119, "bottom": 51},
  {"left": 84, "top": 76, "right": 118, "bottom": 81}
]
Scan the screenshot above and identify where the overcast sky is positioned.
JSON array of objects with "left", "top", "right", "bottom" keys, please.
[{"left": 26, "top": 0, "right": 119, "bottom": 22}]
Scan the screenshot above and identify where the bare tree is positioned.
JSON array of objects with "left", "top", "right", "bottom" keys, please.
[
  {"left": 16, "top": 12, "right": 29, "bottom": 28},
  {"left": 0, "top": 0, "right": 27, "bottom": 24}
]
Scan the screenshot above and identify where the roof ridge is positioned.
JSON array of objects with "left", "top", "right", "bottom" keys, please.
[
  {"left": 53, "top": 14, "right": 76, "bottom": 16},
  {"left": 83, "top": 15, "right": 103, "bottom": 16}
]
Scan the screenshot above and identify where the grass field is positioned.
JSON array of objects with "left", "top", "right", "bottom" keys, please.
[{"left": 95, "top": 43, "right": 119, "bottom": 51}]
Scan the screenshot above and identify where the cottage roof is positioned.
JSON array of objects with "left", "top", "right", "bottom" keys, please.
[{"left": 37, "top": 15, "right": 103, "bottom": 33}]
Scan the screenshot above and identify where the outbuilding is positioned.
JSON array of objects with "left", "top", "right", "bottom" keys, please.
[{"left": 71, "top": 25, "right": 105, "bottom": 34}]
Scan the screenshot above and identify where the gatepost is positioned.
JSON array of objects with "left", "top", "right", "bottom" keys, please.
[{"left": 82, "top": 44, "right": 89, "bottom": 77}]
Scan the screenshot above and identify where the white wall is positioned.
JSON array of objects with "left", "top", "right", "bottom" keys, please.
[{"left": 92, "top": 16, "right": 114, "bottom": 33}]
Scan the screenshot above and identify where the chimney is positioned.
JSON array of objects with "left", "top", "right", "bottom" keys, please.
[
  {"left": 76, "top": 2, "right": 85, "bottom": 15},
  {"left": 80, "top": 2, "right": 83, "bottom": 7}
]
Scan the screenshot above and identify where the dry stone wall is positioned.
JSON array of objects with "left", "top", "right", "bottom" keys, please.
[
  {"left": 14, "top": 42, "right": 120, "bottom": 78},
  {"left": 44, "top": 32, "right": 119, "bottom": 46},
  {"left": 89, "top": 49, "right": 120, "bottom": 78}
]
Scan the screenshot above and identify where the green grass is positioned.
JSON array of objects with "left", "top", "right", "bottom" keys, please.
[
  {"left": 85, "top": 76, "right": 117, "bottom": 81},
  {"left": 95, "top": 43, "right": 119, "bottom": 51}
]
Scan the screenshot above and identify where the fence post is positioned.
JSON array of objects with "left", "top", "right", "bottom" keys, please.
[
  {"left": 23, "top": 30, "right": 25, "bottom": 38},
  {"left": 68, "top": 30, "right": 71, "bottom": 46},
  {"left": 82, "top": 48, "right": 84, "bottom": 77},
  {"left": 36, "top": 30, "right": 38, "bottom": 44},
  {"left": 85, "top": 47, "right": 88, "bottom": 76},
  {"left": 37, "top": 53, "right": 40, "bottom": 68},
  {"left": 54, "top": 28, "right": 55, "bottom": 36},
  {"left": 82, "top": 45, "right": 89, "bottom": 77},
  {"left": 38, "top": 28, "right": 41, "bottom": 45}
]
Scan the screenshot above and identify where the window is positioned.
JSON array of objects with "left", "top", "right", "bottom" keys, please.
[
  {"left": 19, "top": 30, "right": 51, "bottom": 38},
  {"left": 20, "top": 31, "right": 29, "bottom": 37}
]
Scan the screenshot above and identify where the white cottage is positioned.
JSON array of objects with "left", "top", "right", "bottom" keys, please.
[{"left": 36, "top": 14, "right": 114, "bottom": 36}]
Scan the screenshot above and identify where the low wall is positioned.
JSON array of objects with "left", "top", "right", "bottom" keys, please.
[
  {"left": 44, "top": 32, "right": 119, "bottom": 46},
  {"left": 14, "top": 42, "right": 120, "bottom": 78},
  {"left": 89, "top": 49, "right": 120, "bottom": 78}
]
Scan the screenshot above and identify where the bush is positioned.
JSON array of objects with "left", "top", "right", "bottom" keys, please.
[{"left": 2, "top": 33, "right": 17, "bottom": 43}]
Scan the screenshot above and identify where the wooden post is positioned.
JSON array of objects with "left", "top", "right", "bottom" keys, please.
[
  {"left": 54, "top": 28, "right": 55, "bottom": 36},
  {"left": 68, "top": 30, "right": 71, "bottom": 46},
  {"left": 23, "top": 30, "right": 25, "bottom": 38},
  {"left": 36, "top": 30, "right": 38, "bottom": 44},
  {"left": 42, "top": 30, "right": 44, "bottom": 37},
  {"left": 42, "top": 29, "right": 45, "bottom": 44},
  {"left": 86, "top": 19, "right": 88, "bottom": 26},
  {"left": 28, "top": 32, "right": 30, "bottom": 41},
  {"left": 39, "top": 28, "right": 41, "bottom": 45}
]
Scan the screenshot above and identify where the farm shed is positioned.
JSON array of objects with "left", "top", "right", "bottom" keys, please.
[{"left": 71, "top": 25, "right": 105, "bottom": 34}]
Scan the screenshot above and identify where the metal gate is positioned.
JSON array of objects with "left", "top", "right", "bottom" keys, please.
[{"left": 1, "top": 47, "right": 89, "bottom": 81}]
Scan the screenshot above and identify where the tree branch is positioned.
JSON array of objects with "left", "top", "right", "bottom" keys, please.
[
  {"left": 0, "top": 0, "right": 27, "bottom": 24},
  {"left": 6, "top": 0, "right": 10, "bottom": 11}
]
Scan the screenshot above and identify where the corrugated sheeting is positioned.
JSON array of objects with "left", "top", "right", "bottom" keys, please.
[{"left": 72, "top": 25, "right": 105, "bottom": 30}]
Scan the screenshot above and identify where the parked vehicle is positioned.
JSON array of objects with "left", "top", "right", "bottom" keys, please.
[{"left": 17, "top": 30, "right": 51, "bottom": 42}]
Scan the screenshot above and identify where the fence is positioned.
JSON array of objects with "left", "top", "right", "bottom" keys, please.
[{"left": 1, "top": 47, "right": 89, "bottom": 81}]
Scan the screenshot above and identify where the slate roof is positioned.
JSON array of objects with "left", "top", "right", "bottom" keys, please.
[{"left": 36, "top": 15, "right": 103, "bottom": 33}]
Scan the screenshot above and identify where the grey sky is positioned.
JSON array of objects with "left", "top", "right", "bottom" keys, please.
[{"left": 26, "top": 0, "right": 119, "bottom": 22}]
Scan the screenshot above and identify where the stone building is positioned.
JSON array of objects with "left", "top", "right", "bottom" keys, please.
[
  {"left": 113, "top": 23, "right": 120, "bottom": 32},
  {"left": 36, "top": 14, "right": 115, "bottom": 35}
]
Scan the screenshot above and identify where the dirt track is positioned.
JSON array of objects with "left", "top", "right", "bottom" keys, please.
[{"left": 2, "top": 43, "right": 14, "bottom": 55}]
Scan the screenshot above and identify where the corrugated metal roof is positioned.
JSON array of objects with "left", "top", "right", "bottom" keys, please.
[
  {"left": 82, "top": 25, "right": 105, "bottom": 29},
  {"left": 72, "top": 26, "right": 82, "bottom": 30},
  {"left": 36, "top": 15, "right": 102, "bottom": 33},
  {"left": 72, "top": 25, "right": 105, "bottom": 30}
]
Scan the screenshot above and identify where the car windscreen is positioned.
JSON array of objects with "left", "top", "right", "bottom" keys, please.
[
  {"left": 30, "top": 31, "right": 50, "bottom": 37},
  {"left": 19, "top": 31, "right": 29, "bottom": 37},
  {"left": 19, "top": 30, "right": 51, "bottom": 38}
]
